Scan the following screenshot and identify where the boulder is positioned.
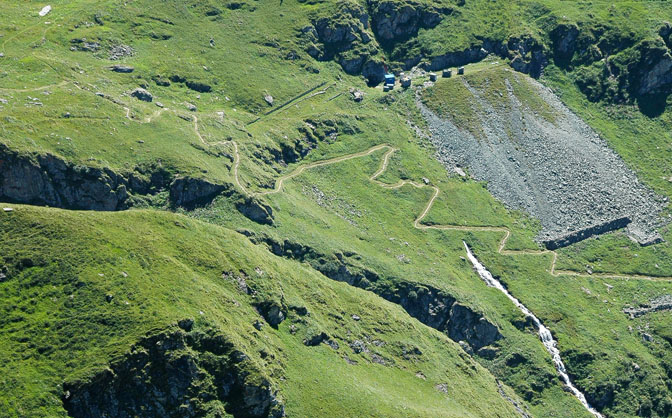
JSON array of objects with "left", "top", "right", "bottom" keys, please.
[
  {"left": 110, "top": 65, "right": 134, "bottom": 73},
  {"left": 236, "top": 197, "right": 274, "bottom": 225},
  {"left": 256, "top": 300, "right": 287, "bottom": 328},
  {"left": 131, "top": 88, "right": 153, "bottom": 102},
  {"left": 169, "top": 177, "right": 232, "bottom": 208}
]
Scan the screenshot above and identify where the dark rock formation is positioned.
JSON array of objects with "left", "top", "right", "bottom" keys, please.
[
  {"left": 186, "top": 81, "right": 212, "bottom": 93},
  {"left": 506, "top": 35, "right": 548, "bottom": 78},
  {"left": 376, "top": 281, "right": 502, "bottom": 351},
  {"left": 131, "top": 87, "right": 153, "bottom": 102},
  {"left": 0, "top": 144, "right": 239, "bottom": 212},
  {"left": 550, "top": 23, "right": 580, "bottom": 66},
  {"left": 62, "top": 326, "right": 284, "bottom": 418},
  {"left": 255, "top": 300, "right": 287, "bottom": 328},
  {"left": 235, "top": 197, "right": 274, "bottom": 225},
  {"left": 169, "top": 177, "right": 233, "bottom": 209},
  {"left": 632, "top": 39, "right": 672, "bottom": 97},
  {"left": 299, "top": 0, "right": 448, "bottom": 84},
  {"left": 542, "top": 216, "right": 631, "bottom": 250},
  {"left": 244, "top": 231, "right": 502, "bottom": 353},
  {"left": 109, "top": 65, "right": 134, "bottom": 73},
  {"left": 0, "top": 144, "right": 130, "bottom": 211},
  {"left": 304, "top": 331, "right": 328, "bottom": 346},
  {"left": 367, "top": 0, "right": 451, "bottom": 44},
  {"left": 301, "top": 2, "right": 384, "bottom": 83}
]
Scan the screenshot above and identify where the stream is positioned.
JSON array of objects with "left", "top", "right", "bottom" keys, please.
[{"left": 463, "top": 241, "right": 603, "bottom": 418}]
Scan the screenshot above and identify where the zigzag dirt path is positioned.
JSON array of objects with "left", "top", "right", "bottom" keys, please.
[
  {"left": 221, "top": 138, "right": 672, "bottom": 282},
  {"left": 48, "top": 83, "right": 672, "bottom": 282}
]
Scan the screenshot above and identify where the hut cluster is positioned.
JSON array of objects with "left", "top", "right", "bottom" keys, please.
[{"left": 382, "top": 66, "right": 465, "bottom": 92}]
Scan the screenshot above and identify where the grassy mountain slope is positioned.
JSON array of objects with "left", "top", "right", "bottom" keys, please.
[
  {"left": 3, "top": 0, "right": 672, "bottom": 417},
  {"left": 0, "top": 205, "right": 526, "bottom": 417}
]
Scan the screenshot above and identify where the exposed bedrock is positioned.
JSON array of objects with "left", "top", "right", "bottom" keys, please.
[
  {"left": 62, "top": 325, "right": 284, "bottom": 418},
  {"left": 241, "top": 231, "right": 502, "bottom": 353},
  {"left": 0, "top": 143, "right": 134, "bottom": 211},
  {"left": 420, "top": 73, "right": 666, "bottom": 247},
  {"left": 624, "top": 295, "right": 672, "bottom": 318},
  {"left": 0, "top": 144, "right": 274, "bottom": 224}
]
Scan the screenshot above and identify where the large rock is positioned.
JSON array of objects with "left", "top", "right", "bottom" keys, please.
[
  {"left": 506, "top": 34, "right": 548, "bottom": 78},
  {"left": 256, "top": 300, "right": 287, "bottom": 328},
  {"left": 235, "top": 197, "right": 274, "bottom": 225},
  {"left": 131, "top": 87, "right": 153, "bottom": 102},
  {"left": 169, "top": 177, "right": 233, "bottom": 208},
  {"left": 634, "top": 39, "right": 672, "bottom": 96}
]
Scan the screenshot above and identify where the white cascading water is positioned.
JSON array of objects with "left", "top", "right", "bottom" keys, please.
[{"left": 463, "top": 241, "right": 604, "bottom": 418}]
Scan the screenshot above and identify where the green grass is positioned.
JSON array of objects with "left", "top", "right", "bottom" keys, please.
[
  {"left": 3, "top": 0, "right": 672, "bottom": 416},
  {"left": 0, "top": 205, "right": 526, "bottom": 417}
]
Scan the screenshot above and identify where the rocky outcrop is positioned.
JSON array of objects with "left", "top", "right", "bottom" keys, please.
[
  {"left": 0, "top": 144, "right": 240, "bottom": 212},
  {"left": 300, "top": 0, "right": 449, "bottom": 84},
  {"left": 376, "top": 281, "right": 502, "bottom": 351},
  {"left": 0, "top": 144, "right": 131, "bottom": 211},
  {"left": 131, "top": 87, "right": 153, "bottom": 102},
  {"left": 624, "top": 295, "right": 672, "bottom": 318},
  {"left": 632, "top": 39, "right": 672, "bottom": 97},
  {"left": 300, "top": 2, "right": 385, "bottom": 84},
  {"left": 550, "top": 23, "right": 580, "bottom": 66},
  {"left": 62, "top": 326, "right": 284, "bottom": 418},
  {"left": 236, "top": 197, "right": 274, "bottom": 225},
  {"left": 506, "top": 35, "right": 548, "bottom": 78},
  {"left": 243, "top": 231, "right": 502, "bottom": 353},
  {"left": 424, "top": 44, "right": 491, "bottom": 72},
  {"left": 542, "top": 216, "right": 632, "bottom": 250},
  {"left": 367, "top": 0, "right": 452, "bottom": 44},
  {"left": 169, "top": 177, "right": 233, "bottom": 209},
  {"left": 255, "top": 300, "right": 287, "bottom": 328}
]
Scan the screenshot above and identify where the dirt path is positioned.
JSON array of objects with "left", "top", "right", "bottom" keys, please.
[
  {"left": 14, "top": 76, "right": 669, "bottom": 282},
  {"left": 122, "top": 98, "right": 672, "bottom": 282},
  {"left": 243, "top": 140, "right": 672, "bottom": 282}
]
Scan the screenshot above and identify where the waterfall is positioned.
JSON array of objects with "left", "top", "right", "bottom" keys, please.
[{"left": 463, "top": 241, "right": 604, "bottom": 418}]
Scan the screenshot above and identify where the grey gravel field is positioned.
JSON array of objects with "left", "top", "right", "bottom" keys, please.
[{"left": 419, "top": 70, "right": 667, "bottom": 247}]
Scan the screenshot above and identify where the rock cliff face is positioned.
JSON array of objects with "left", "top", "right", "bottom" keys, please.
[
  {"left": 242, "top": 231, "right": 502, "bottom": 353},
  {"left": 0, "top": 144, "right": 132, "bottom": 211},
  {"left": 169, "top": 177, "right": 233, "bottom": 209},
  {"left": 367, "top": 0, "right": 450, "bottom": 44},
  {"left": 300, "top": 0, "right": 450, "bottom": 84},
  {"left": 632, "top": 39, "right": 672, "bottom": 97},
  {"left": 62, "top": 325, "right": 284, "bottom": 418},
  {"left": 0, "top": 145, "right": 274, "bottom": 220}
]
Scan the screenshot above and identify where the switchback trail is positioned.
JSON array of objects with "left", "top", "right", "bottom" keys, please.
[
  {"left": 12, "top": 77, "right": 670, "bottom": 282},
  {"left": 218, "top": 137, "right": 672, "bottom": 282}
]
